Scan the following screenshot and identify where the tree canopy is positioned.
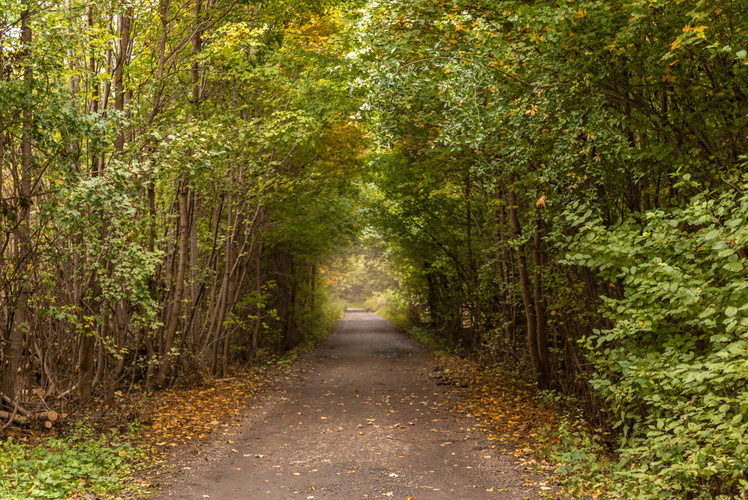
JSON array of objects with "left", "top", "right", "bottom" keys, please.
[{"left": 1, "top": 0, "right": 748, "bottom": 497}]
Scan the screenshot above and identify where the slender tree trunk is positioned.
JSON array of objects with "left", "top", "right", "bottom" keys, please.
[
  {"left": 106, "top": 303, "right": 128, "bottom": 403},
  {"left": 493, "top": 201, "right": 515, "bottom": 349},
  {"left": 286, "top": 256, "right": 298, "bottom": 349},
  {"left": 147, "top": 0, "right": 171, "bottom": 126},
  {"left": 220, "top": 280, "right": 233, "bottom": 378},
  {"left": 2, "top": 11, "right": 32, "bottom": 404},
  {"left": 212, "top": 190, "right": 232, "bottom": 376},
  {"left": 424, "top": 262, "right": 440, "bottom": 328},
  {"left": 78, "top": 6, "right": 101, "bottom": 400},
  {"left": 532, "top": 208, "right": 550, "bottom": 388},
  {"left": 113, "top": 9, "right": 131, "bottom": 153},
  {"left": 310, "top": 264, "right": 316, "bottom": 316},
  {"left": 252, "top": 239, "right": 263, "bottom": 351},
  {"left": 0, "top": 27, "right": 7, "bottom": 404},
  {"left": 210, "top": 279, "right": 227, "bottom": 376},
  {"left": 87, "top": 5, "right": 100, "bottom": 175},
  {"left": 191, "top": 0, "right": 202, "bottom": 113},
  {"left": 507, "top": 173, "right": 541, "bottom": 382},
  {"left": 154, "top": 173, "right": 190, "bottom": 387}
]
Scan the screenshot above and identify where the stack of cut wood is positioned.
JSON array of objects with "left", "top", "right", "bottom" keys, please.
[{"left": 1, "top": 394, "right": 59, "bottom": 429}]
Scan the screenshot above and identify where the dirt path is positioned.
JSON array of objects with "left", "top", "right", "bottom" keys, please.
[{"left": 154, "top": 310, "right": 551, "bottom": 499}]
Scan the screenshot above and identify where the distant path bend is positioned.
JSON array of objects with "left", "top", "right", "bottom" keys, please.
[{"left": 156, "top": 310, "right": 548, "bottom": 499}]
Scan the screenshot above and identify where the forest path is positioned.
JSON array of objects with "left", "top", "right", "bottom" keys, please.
[{"left": 154, "top": 310, "right": 549, "bottom": 499}]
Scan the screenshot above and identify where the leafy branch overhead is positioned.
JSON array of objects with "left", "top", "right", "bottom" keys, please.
[{"left": 1, "top": 0, "right": 747, "bottom": 498}]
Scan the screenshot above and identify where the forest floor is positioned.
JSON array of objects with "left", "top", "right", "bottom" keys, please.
[{"left": 144, "top": 310, "right": 564, "bottom": 499}]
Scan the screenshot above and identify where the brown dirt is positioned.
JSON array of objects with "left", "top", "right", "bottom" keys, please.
[{"left": 151, "top": 310, "right": 558, "bottom": 499}]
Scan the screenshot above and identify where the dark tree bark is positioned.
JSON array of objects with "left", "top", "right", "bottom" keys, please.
[
  {"left": 2, "top": 10, "right": 33, "bottom": 405},
  {"left": 506, "top": 172, "right": 542, "bottom": 385}
]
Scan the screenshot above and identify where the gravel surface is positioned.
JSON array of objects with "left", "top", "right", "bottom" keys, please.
[{"left": 154, "top": 310, "right": 553, "bottom": 499}]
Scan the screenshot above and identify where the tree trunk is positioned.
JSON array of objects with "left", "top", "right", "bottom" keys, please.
[
  {"left": 113, "top": 9, "right": 131, "bottom": 153},
  {"left": 507, "top": 173, "right": 541, "bottom": 382},
  {"left": 252, "top": 239, "right": 264, "bottom": 351},
  {"left": 2, "top": 11, "right": 33, "bottom": 405},
  {"left": 532, "top": 208, "right": 550, "bottom": 388},
  {"left": 87, "top": 5, "right": 101, "bottom": 176},
  {"left": 424, "top": 262, "right": 440, "bottom": 328},
  {"left": 154, "top": 172, "right": 190, "bottom": 387},
  {"left": 464, "top": 175, "right": 481, "bottom": 342},
  {"left": 493, "top": 198, "right": 516, "bottom": 353},
  {"left": 212, "top": 192, "right": 232, "bottom": 376}
]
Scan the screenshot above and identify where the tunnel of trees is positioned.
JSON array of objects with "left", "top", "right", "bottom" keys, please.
[{"left": 1, "top": 0, "right": 747, "bottom": 497}]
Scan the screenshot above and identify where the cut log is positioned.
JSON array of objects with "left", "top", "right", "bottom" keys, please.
[
  {"left": 0, "top": 394, "right": 31, "bottom": 416},
  {"left": 0, "top": 411, "right": 28, "bottom": 425},
  {"left": 34, "top": 410, "right": 58, "bottom": 422},
  {"left": 0, "top": 409, "right": 58, "bottom": 426}
]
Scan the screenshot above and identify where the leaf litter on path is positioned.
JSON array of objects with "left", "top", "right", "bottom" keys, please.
[{"left": 431, "top": 355, "right": 566, "bottom": 495}]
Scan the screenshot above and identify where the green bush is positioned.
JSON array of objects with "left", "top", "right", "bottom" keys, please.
[{"left": 563, "top": 175, "right": 748, "bottom": 498}]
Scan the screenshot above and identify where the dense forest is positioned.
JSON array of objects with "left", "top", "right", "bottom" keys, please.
[
  {"left": 1, "top": 0, "right": 747, "bottom": 498},
  {"left": 352, "top": 1, "right": 748, "bottom": 497},
  {"left": 0, "top": 0, "right": 365, "bottom": 404}
]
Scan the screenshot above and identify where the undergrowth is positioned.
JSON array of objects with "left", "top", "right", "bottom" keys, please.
[
  {"left": 407, "top": 325, "right": 460, "bottom": 357},
  {"left": 0, "top": 422, "right": 150, "bottom": 499},
  {"left": 536, "top": 411, "right": 613, "bottom": 499}
]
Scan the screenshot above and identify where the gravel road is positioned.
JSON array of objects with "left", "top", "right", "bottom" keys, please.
[{"left": 154, "top": 310, "right": 552, "bottom": 499}]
